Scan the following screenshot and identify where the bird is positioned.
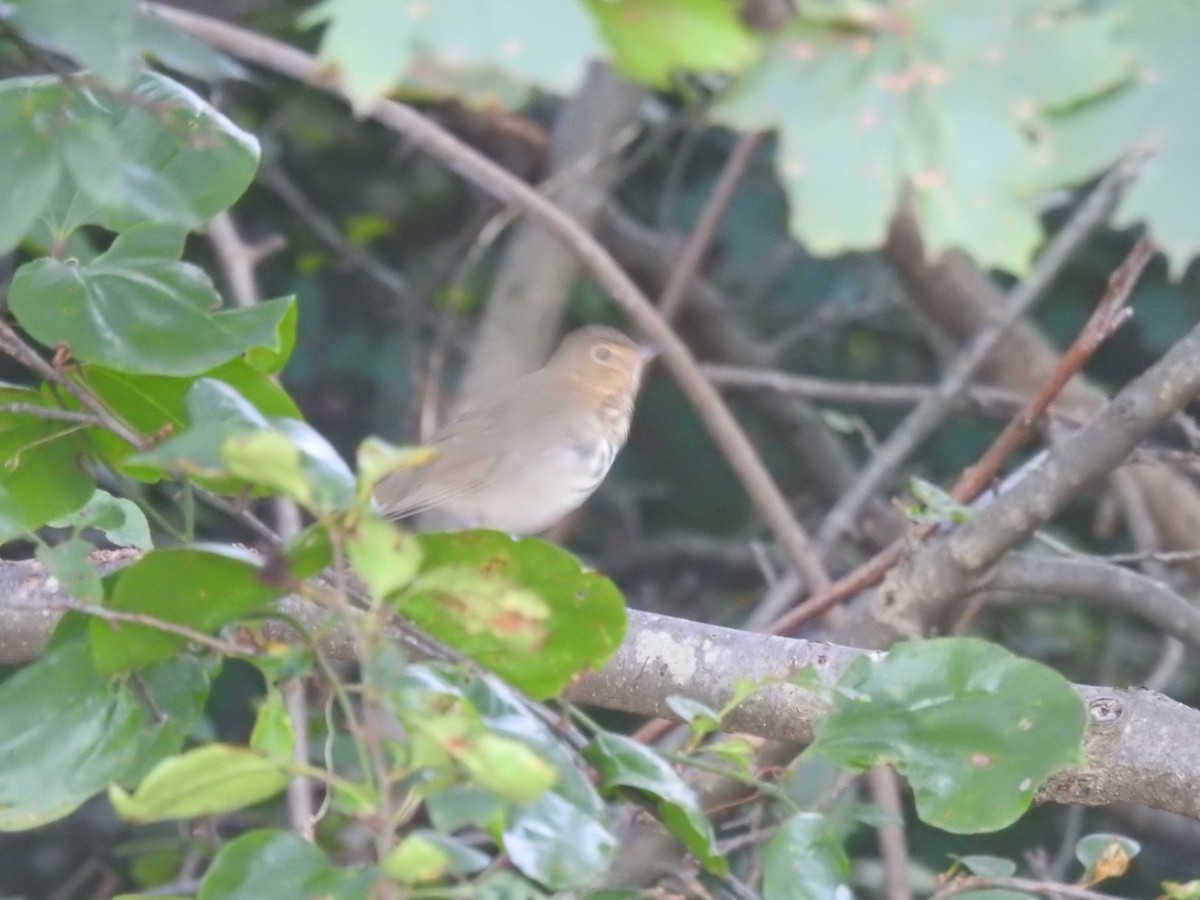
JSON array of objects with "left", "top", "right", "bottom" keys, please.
[{"left": 374, "top": 325, "right": 657, "bottom": 535}]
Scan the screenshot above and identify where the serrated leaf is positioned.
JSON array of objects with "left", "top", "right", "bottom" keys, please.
[
  {"left": 585, "top": 0, "right": 757, "bottom": 87},
  {"left": 714, "top": 1, "right": 1128, "bottom": 273},
  {"left": 810, "top": 637, "right": 1087, "bottom": 833},
  {"left": 1039, "top": 4, "right": 1200, "bottom": 276},
  {"left": 585, "top": 732, "right": 726, "bottom": 875},
  {"left": 302, "top": 0, "right": 603, "bottom": 112}
]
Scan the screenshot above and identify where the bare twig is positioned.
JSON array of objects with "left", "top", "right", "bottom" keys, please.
[
  {"left": 0, "top": 318, "right": 147, "bottom": 449},
  {"left": 657, "top": 131, "right": 764, "bottom": 322},
  {"left": 768, "top": 237, "right": 1158, "bottom": 636},
  {"left": 952, "top": 237, "right": 1153, "bottom": 504},
  {"left": 703, "top": 366, "right": 1086, "bottom": 424},
  {"left": 986, "top": 552, "right": 1200, "bottom": 651},
  {"left": 0, "top": 403, "right": 108, "bottom": 427},
  {"left": 867, "top": 766, "right": 913, "bottom": 900},
  {"left": 145, "top": 2, "right": 830, "bottom": 592},
  {"left": 5, "top": 557, "right": 1200, "bottom": 820},
  {"left": 207, "top": 211, "right": 285, "bottom": 309},
  {"left": 931, "top": 876, "right": 1130, "bottom": 900},
  {"left": 819, "top": 155, "right": 1144, "bottom": 547}
]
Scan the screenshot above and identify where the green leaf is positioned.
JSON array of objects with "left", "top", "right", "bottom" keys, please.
[
  {"left": 302, "top": 0, "right": 604, "bottom": 112},
  {"left": 0, "top": 390, "right": 95, "bottom": 536},
  {"left": 810, "top": 637, "right": 1087, "bottom": 833},
  {"left": 400, "top": 830, "right": 490, "bottom": 878},
  {"left": 585, "top": 732, "right": 726, "bottom": 875},
  {"left": 503, "top": 790, "right": 616, "bottom": 891},
  {"left": 249, "top": 688, "right": 296, "bottom": 761},
  {"left": 89, "top": 545, "right": 286, "bottom": 674},
  {"left": 199, "top": 830, "right": 374, "bottom": 900},
  {"left": 0, "top": 642, "right": 212, "bottom": 831},
  {"left": 585, "top": 0, "right": 757, "bottom": 87},
  {"left": 0, "top": 73, "right": 258, "bottom": 247},
  {"left": 37, "top": 537, "right": 104, "bottom": 604},
  {"left": 243, "top": 297, "right": 298, "bottom": 375},
  {"left": 0, "top": 77, "right": 62, "bottom": 252},
  {"left": 129, "top": 379, "right": 353, "bottom": 508},
  {"left": 402, "top": 531, "right": 626, "bottom": 700},
  {"left": 6, "top": 0, "right": 238, "bottom": 89},
  {"left": 465, "top": 672, "right": 605, "bottom": 817},
  {"left": 762, "top": 812, "right": 851, "bottom": 900},
  {"left": 396, "top": 565, "right": 549, "bottom": 651},
  {"left": 9, "top": 253, "right": 293, "bottom": 376},
  {"left": 48, "top": 488, "right": 153, "bottom": 550},
  {"left": 1039, "top": 4, "right": 1200, "bottom": 276},
  {"left": 220, "top": 421, "right": 356, "bottom": 512},
  {"left": 714, "top": 2, "right": 1128, "bottom": 273},
  {"left": 354, "top": 436, "right": 434, "bottom": 506},
  {"left": 458, "top": 733, "right": 558, "bottom": 803},
  {"left": 345, "top": 512, "right": 423, "bottom": 598},
  {"left": 382, "top": 834, "right": 451, "bottom": 885},
  {"left": 109, "top": 744, "right": 290, "bottom": 823},
  {"left": 77, "top": 360, "right": 300, "bottom": 475}
]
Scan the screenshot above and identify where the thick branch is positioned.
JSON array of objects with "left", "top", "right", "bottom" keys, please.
[
  {"left": 3, "top": 557, "right": 1200, "bottom": 820},
  {"left": 852, "top": 311, "right": 1200, "bottom": 645}
]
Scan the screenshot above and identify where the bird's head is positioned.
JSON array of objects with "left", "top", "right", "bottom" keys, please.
[{"left": 547, "top": 325, "right": 658, "bottom": 398}]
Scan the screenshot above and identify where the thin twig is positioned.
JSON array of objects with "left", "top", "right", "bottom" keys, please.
[
  {"left": 931, "top": 875, "right": 1131, "bottom": 900},
  {"left": 867, "top": 766, "right": 912, "bottom": 900},
  {"left": 768, "top": 236, "right": 1157, "bottom": 635},
  {"left": 703, "top": 365, "right": 1087, "bottom": 424},
  {"left": 207, "top": 211, "right": 286, "bottom": 309},
  {"left": 818, "top": 154, "right": 1146, "bottom": 547},
  {"left": 10, "top": 597, "right": 260, "bottom": 658},
  {"left": 0, "top": 403, "right": 108, "bottom": 427},
  {"left": 951, "top": 236, "right": 1153, "bottom": 504},
  {"left": 146, "top": 2, "right": 831, "bottom": 592},
  {"left": 658, "top": 131, "right": 764, "bottom": 322},
  {"left": 0, "top": 318, "right": 148, "bottom": 449}
]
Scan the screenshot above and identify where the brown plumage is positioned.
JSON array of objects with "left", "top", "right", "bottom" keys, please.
[{"left": 374, "top": 325, "right": 655, "bottom": 534}]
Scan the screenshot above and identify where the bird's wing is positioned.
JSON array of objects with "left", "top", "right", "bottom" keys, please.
[{"left": 373, "top": 402, "right": 503, "bottom": 520}]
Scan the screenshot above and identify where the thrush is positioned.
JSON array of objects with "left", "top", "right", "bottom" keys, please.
[{"left": 374, "top": 325, "right": 656, "bottom": 535}]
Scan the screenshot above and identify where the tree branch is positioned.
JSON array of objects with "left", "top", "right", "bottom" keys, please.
[
  {"left": 145, "top": 1, "right": 830, "bottom": 594},
  {"left": 3, "top": 556, "right": 1200, "bottom": 820}
]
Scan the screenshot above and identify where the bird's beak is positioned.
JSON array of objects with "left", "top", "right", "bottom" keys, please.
[{"left": 638, "top": 342, "right": 662, "bottom": 363}]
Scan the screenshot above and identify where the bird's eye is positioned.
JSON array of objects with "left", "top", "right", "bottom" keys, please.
[{"left": 591, "top": 345, "right": 614, "bottom": 363}]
